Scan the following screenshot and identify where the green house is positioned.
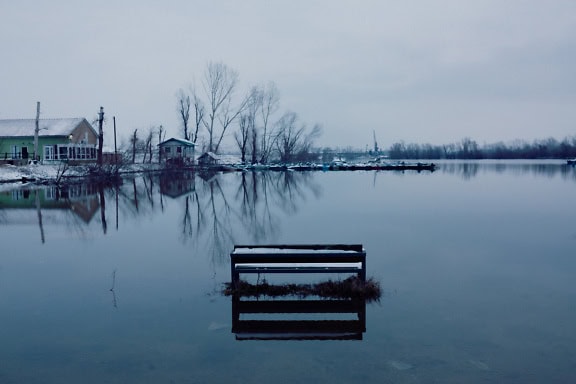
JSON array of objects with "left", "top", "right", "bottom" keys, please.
[
  {"left": 0, "top": 118, "right": 98, "bottom": 165},
  {"left": 158, "top": 137, "right": 196, "bottom": 166}
]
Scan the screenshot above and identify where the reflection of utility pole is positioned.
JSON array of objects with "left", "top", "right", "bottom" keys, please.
[
  {"left": 99, "top": 185, "right": 107, "bottom": 234},
  {"left": 110, "top": 269, "right": 118, "bottom": 309},
  {"left": 132, "top": 179, "right": 139, "bottom": 211},
  {"left": 115, "top": 184, "right": 119, "bottom": 231},
  {"left": 35, "top": 190, "right": 45, "bottom": 244}
]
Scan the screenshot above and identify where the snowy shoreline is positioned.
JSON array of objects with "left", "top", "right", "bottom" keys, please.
[{"left": 0, "top": 163, "right": 163, "bottom": 191}]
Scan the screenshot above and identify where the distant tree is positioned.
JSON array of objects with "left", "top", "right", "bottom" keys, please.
[
  {"left": 142, "top": 127, "right": 155, "bottom": 164},
  {"left": 202, "top": 61, "right": 250, "bottom": 152},
  {"left": 275, "top": 111, "right": 322, "bottom": 163},
  {"left": 257, "top": 82, "right": 280, "bottom": 163},
  {"left": 130, "top": 128, "right": 138, "bottom": 164},
  {"left": 388, "top": 142, "right": 406, "bottom": 159},
  {"left": 176, "top": 89, "right": 191, "bottom": 140},
  {"left": 234, "top": 114, "right": 251, "bottom": 163},
  {"left": 250, "top": 127, "right": 258, "bottom": 164},
  {"left": 157, "top": 125, "right": 165, "bottom": 162},
  {"left": 191, "top": 90, "right": 204, "bottom": 144}
]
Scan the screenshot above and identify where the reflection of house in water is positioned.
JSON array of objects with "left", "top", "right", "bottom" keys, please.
[
  {"left": 0, "top": 184, "right": 100, "bottom": 223},
  {"left": 159, "top": 171, "right": 196, "bottom": 198},
  {"left": 232, "top": 296, "right": 366, "bottom": 341}
]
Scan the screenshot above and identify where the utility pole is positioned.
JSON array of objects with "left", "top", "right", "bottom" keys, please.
[
  {"left": 97, "top": 106, "right": 104, "bottom": 166},
  {"left": 113, "top": 116, "right": 117, "bottom": 167},
  {"left": 34, "top": 102, "right": 40, "bottom": 162}
]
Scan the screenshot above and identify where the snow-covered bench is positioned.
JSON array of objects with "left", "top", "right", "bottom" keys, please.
[{"left": 230, "top": 244, "right": 366, "bottom": 285}]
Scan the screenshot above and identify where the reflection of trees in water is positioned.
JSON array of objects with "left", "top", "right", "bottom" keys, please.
[
  {"left": 1, "top": 171, "right": 321, "bottom": 260},
  {"left": 115, "top": 176, "right": 158, "bottom": 221},
  {"left": 123, "top": 170, "right": 323, "bottom": 265},
  {"left": 441, "top": 161, "right": 576, "bottom": 181}
]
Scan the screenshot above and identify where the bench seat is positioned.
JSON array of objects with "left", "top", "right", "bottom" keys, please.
[{"left": 230, "top": 244, "right": 366, "bottom": 284}]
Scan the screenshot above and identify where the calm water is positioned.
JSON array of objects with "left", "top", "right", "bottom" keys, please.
[{"left": 1, "top": 160, "right": 575, "bottom": 383}]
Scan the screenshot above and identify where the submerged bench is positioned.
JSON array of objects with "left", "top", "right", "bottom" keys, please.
[{"left": 230, "top": 244, "right": 366, "bottom": 285}]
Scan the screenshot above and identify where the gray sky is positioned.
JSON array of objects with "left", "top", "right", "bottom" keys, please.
[{"left": 1, "top": 0, "right": 575, "bottom": 151}]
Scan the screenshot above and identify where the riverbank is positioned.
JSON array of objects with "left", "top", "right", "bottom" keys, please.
[{"left": 0, "top": 163, "right": 163, "bottom": 192}]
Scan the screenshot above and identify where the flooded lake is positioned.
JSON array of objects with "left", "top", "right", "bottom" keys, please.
[{"left": 1, "top": 160, "right": 575, "bottom": 383}]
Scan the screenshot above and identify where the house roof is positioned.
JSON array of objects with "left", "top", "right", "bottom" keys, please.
[
  {"left": 0, "top": 118, "right": 90, "bottom": 137},
  {"left": 158, "top": 137, "right": 196, "bottom": 147}
]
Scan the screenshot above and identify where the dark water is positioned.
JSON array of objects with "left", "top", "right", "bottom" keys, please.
[{"left": 1, "top": 160, "right": 575, "bottom": 383}]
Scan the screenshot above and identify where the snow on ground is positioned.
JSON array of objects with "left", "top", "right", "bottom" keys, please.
[
  {"left": 0, "top": 164, "right": 77, "bottom": 192},
  {"left": 0, "top": 163, "right": 164, "bottom": 192}
]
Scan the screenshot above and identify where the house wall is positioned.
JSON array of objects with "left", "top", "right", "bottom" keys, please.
[
  {"left": 0, "top": 119, "right": 99, "bottom": 164},
  {"left": 1, "top": 136, "right": 99, "bottom": 164},
  {"left": 160, "top": 141, "right": 195, "bottom": 163},
  {"left": 70, "top": 120, "right": 98, "bottom": 145},
  {"left": 0, "top": 137, "right": 29, "bottom": 160}
]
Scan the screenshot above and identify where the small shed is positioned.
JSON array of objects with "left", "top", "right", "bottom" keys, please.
[
  {"left": 197, "top": 152, "right": 221, "bottom": 166},
  {"left": 158, "top": 138, "right": 196, "bottom": 165}
]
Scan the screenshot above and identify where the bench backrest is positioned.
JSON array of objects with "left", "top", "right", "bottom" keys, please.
[{"left": 231, "top": 244, "right": 365, "bottom": 264}]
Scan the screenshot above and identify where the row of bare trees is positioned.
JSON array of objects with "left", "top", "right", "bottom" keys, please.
[
  {"left": 122, "top": 125, "right": 166, "bottom": 164},
  {"left": 388, "top": 136, "right": 576, "bottom": 160},
  {"left": 177, "top": 61, "right": 322, "bottom": 163}
]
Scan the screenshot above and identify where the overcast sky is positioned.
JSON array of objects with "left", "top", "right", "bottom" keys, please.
[{"left": 1, "top": 0, "right": 575, "bottom": 151}]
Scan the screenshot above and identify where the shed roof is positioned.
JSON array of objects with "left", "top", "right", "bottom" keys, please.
[
  {"left": 198, "top": 151, "right": 220, "bottom": 160},
  {"left": 0, "top": 118, "right": 90, "bottom": 137}
]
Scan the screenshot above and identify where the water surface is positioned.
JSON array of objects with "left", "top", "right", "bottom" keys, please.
[{"left": 1, "top": 161, "right": 575, "bottom": 383}]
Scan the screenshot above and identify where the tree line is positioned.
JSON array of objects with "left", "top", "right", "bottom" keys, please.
[
  {"left": 176, "top": 61, "right": 321, "bottom": 163},
  {"left": 118, "top": 61, "right": 322, "bottom": 165},
  {"left": 387, "top": 136, "right": 576, "bottom": 160}
]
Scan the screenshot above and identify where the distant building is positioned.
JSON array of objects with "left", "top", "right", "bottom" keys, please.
[
  {"left": 0, "top": 118, "right": 98, "bottom": 165},
  {"left": 197, "top": 151, "right": 221, "bottom": 167},
  {"left": 158, "top": 138, "right": 196, "bottom": 166}
]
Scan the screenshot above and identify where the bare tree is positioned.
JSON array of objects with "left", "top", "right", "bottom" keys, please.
[
  {"left": 275, "top": 111, "right": 322, "bottom": 163},
  {"left": 177, "top": 89, "right": 191, "bottom": 140},
  {"left": 250, "top": 127, "right": 258, "bottom": 164},
  {"left": 275, "top": 111, "right": 302, "bottom": 163},
  {"left": 235, "top": 115, "right": 251, "bottom": 163},
  {"left": 142, "top": 127, "right": 155, "bottom": 164},
  {"left": 192, "top": 89, "right": 204, "bottom": 144},
  {"left": 158, "top": 125, "right": 165, "bottom": 163},
  {"left": 234, "top": 87, "right": 260, "bottom": 163},
  {"left": 130, "top": 128, "right": 138, "bottom": 164},
  {"left": 202, "top": 61, "right": 250, "bottom": 153},
  {"left": 258, "top": 82, "right": 280, "bottom": 163}
]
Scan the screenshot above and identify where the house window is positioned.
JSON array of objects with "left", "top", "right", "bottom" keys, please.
[
  {"left": 44, "top": 145, "right": 54, "bottom": 160},
  {"left": 165, "top": 147, "right": 171, "bottom": 154},
  {"left": 59, "top": 146, "right": 68, "bottom": 160},
  {"left": 177, "top": 146, "right": 182, "bottom": 153}
]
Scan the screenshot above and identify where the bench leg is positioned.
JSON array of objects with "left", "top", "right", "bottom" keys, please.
[
  {"left": 231, "top": 263, "right": 239, "bottom": 287},
  {"left": 359, "top": 260, "right": 366, "bottom": 282}
]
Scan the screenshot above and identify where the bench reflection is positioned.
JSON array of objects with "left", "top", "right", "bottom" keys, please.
[{"left": 231, "top": 296, "right": 366, "bottom": 341}]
